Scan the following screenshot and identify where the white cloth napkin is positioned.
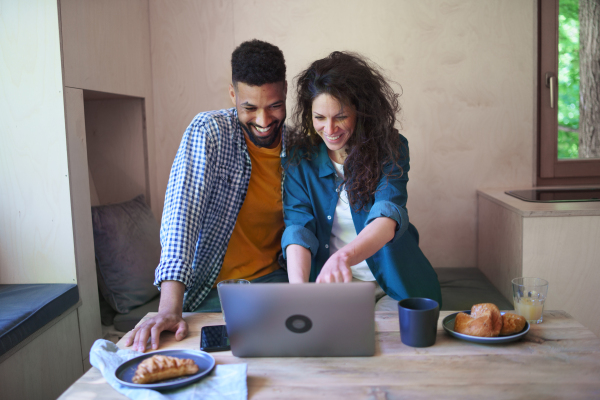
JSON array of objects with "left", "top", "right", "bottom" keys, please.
[{"left": 90, "top": 339, "right": 247, "bottom": 400}]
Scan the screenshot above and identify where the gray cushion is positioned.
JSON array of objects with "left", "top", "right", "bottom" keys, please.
[
  {"left": 0, "top": 284, "right": 79, "bottom": 357},
  {"left": 92, "top": 195, "right": 160, "bottom": 314}
]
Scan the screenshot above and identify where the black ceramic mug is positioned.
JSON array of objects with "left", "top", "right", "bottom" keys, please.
[{"left": 398, "top": 298, "right": 440, "bottom": 347}]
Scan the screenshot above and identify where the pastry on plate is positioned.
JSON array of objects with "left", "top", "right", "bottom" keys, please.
[
  {"left": 454, "top": 303, "right": 503, "bottom": 337},
  {"left": 132, "top": 355, "right": 199, "bottom": 384},
  {"left": 500, "top": 313, "right": 527, "bottom": 336}
]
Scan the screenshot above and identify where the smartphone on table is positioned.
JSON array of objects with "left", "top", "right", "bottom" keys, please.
[{"left": 200, "top": 325, "right": 230, "bottom": 352}]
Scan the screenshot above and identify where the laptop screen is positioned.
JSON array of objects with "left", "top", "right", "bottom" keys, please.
[{"left": 218, "top": 282, "right": 376, "bottom": 357}]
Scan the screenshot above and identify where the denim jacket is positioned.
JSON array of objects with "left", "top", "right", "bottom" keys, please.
[{"left": 281, "top": 136, "right": 442, "bottom": 304}]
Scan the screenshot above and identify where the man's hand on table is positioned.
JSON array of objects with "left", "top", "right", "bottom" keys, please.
[
  {"left": 124, "top": 311, "right": 188, "bottom": 352},
  {"left": 124, "top": 281, "right": 188, "bottom": 352}
]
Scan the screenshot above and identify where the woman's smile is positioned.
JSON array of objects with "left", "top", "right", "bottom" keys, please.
[{"left": 312, "top": 93, "right": 356, "bottom": 163}]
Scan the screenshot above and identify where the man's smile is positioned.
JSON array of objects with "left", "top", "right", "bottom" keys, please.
[{"left": 251, "top": 124, "right": 275, "bottom": 134}]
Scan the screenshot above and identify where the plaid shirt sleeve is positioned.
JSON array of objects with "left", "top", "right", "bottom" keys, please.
[{"left": 154, "top": 115, "right": 217, "bottom": 290}]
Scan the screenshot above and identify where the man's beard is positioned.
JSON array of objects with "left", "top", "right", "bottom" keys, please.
[{"left": 240, "top": 119, "right": 285, "bottom": 148}]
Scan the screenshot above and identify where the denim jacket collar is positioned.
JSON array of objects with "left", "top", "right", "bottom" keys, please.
[{"left": 316, "top": 143, "right": 337, "bottom": 178}]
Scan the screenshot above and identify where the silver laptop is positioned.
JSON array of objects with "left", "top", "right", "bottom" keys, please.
[{"left": 218, "top": 282, "right": 375, "bottom": 357}]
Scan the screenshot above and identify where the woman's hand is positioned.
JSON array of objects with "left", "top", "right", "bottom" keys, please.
[
  {"left": 317, "top": 217, "right": 397, "bottom": 284},
  {"left": 316, "top": 251, "right": 353, "bottom": 283}
]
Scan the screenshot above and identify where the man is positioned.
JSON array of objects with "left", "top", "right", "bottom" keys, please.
[{"left": 126, "top": 39, "right": 288, "bottom": 352}]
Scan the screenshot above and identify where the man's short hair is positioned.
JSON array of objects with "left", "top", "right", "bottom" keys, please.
[{"left": 231, "top": 39, "right": 286, "bottom": 87}]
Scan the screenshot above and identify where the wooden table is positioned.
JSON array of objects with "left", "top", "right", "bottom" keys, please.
[{"left": 59, "top": 311, "right": 600, "bottom": 399}]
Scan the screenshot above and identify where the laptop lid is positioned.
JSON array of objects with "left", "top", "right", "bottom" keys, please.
[{"left": 219, "top": 282, "right": 375, "bottom": 357}]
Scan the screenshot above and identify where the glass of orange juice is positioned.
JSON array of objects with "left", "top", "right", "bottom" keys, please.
[{"left": 511, "top": 277, "right": 549, "bottom": 324}]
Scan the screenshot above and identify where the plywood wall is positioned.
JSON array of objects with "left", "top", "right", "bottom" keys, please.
[
  {"left": 60, "top": 0, "right": 151, "bottom": 98},
  {"left": 149, "top": 0, "right": 235, "bottom": 202},
  {"left": 149, "top": 0, "right": 537, "bottom": 268},
  {"left": 0, "top": 311, "right": 83, "bottom": 400},
  {"left": 0, "top": 0, "right": 77, "bottom": 283},
  {"left": 84, "top": 98, "right": 148, "bottom": 206},
  {"left": 59, "top": 0, "right": 155, "bottom": 363},
  {"left": 60, "top": 0, "right": 159, "bottom": 216},
  {"left": 523, "top": 215, "right": 600, "bottom": 337}
]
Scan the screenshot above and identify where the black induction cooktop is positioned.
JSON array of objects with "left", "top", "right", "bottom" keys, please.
[{"left": 505, "top": 187, "right": 600, "bottom": 203}]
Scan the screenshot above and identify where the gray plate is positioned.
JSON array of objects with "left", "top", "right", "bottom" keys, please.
[
  {"left": 443, "top": 311, "right": 530, "bottom": 344},
  {"left": 114, "top": 349, "right": 215, "bottom": 390}
]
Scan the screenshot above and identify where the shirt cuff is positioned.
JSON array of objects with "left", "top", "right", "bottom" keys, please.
[
  {"left": 365, "top": 200, "right": 408, "bottom": 243},
  {"left": 282, "top": 225, "right": 320, "bottom": 259},
  {"left": 154, "top": 258, "right": 193, "bottom": 291}
]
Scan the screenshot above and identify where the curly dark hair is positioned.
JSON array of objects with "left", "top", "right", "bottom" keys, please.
[
  {"left": 231, "top": 39, "right": 286, "bottom": 87},
  {"left": 287, "top": 51, "right": 405, "bottom": 211}
]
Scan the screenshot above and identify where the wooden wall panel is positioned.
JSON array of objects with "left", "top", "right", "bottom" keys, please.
[
  {"left": 234, "top": 0, "right": 536, "bottom": 268},
  {"left": 477, "top": 195, "right": 524, "bottom": 301},
  {"left": 0, "top": 0, "right": 77, "bottom": 284},
  {"left": 149, "top": 0, "right": 234, "bottom": 211},
  {"left": 523, "top": 216, "right": 600, "bottom": 338},
  {"left": 60, "top": 0, "right": 150, "bottom": 98},
  {"left": 0, "top": 311, "right": 83, "bottom": 400},
  {"left": 64, "top": 87, "right": 102, "bottom": 368},
  {"left": 149, "top": 0, "right": 537, "bottom": 268},
  {"left": 84, "top": 99, "right": 148, "bottom": 206},
  {"left": 477, "top": 189, "right": 600, "bottom": 338},
  {"left": 60, "top": 0, "right": 159, "bottom": 218}
]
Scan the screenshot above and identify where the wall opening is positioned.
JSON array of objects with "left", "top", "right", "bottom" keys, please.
[{"left": 83, "top": 90, "right": 150, "bottom": 207}]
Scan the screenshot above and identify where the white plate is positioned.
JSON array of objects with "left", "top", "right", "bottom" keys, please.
[
  {"left": 443, "top": 311, "right": 530, "bottom": 344},
  {"left": 114, "top": 349, "right": 215, "bottom": 390}
]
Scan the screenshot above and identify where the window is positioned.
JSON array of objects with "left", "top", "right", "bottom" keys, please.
[{"left": 538, "top": 0, "right": 600, "bottom": 186}]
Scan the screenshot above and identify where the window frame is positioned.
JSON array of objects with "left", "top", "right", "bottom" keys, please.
[{"left": 537, "top": 0, "right": 600, "bottom": 186}]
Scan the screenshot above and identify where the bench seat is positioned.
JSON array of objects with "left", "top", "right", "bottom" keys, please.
[{"left": 0, "top": 284, "right": 79, "bottom": 358}]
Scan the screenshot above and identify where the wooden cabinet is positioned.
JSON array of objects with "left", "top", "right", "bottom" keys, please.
[
  {"left": 1, "top": 2, "right": 156, "bottom": 398},
  {"left": 61, "top": 0, "right": 156, "bottom": 370},
  {"left": 477, "top": 188, "right": 600, "bottom": 338}
]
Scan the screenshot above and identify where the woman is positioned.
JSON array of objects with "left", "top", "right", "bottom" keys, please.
[{"left": 282, "top": 51, "right": 442, "bottom": 310}]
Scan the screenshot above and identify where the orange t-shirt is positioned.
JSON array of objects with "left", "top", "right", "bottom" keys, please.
[{"left": 216, "top": 135, "right": 284, "bottom": 283}]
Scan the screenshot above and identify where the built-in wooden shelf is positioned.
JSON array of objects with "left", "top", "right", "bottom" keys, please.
[{"left": 477, "top": 187, "right": 600, "bottom": 338}]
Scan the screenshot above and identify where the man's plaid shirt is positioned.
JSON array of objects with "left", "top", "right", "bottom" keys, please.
[{"left": 154, "top": 107, "right": 287, "bottom": 311}]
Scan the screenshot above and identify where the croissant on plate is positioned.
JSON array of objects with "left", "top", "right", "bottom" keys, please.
[
  {"left": 500, "top": 312, "right": 527, "bottom": 336},
  {"left": 132, "top": 355, "right": 199, "bottom": 384},
  {"left": 454, "top": 303, "right": 526, "bottom": 337}
]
